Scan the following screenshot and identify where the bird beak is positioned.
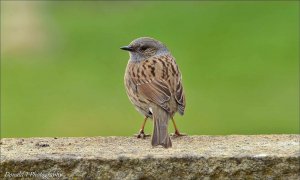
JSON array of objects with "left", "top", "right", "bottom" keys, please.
[{"left": 120, "top": 46, "right": 134, "bottom": 52}]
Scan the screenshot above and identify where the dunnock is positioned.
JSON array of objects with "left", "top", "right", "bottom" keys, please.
[{"left": 121, "top": 37, "right": 186, "bottom": 148}]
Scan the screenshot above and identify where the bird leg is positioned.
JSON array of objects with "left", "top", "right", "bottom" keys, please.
[
  {"left": 171, "top": 117, "right": 187, "bottom": 137},
  {"left": 134, "top": 116, "right": 150, "bottom": 139}
]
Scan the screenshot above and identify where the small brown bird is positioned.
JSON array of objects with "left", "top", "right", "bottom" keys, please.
[{"left": 121, "top": 37, "right": 186, "bottom": 148}]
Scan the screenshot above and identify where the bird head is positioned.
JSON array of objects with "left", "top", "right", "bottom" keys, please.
[{"left": 120, "top": 37, "right": 169, "bottom": 62}]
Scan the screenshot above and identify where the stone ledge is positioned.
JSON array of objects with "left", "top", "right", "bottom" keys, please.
[{"left": 1, "top": 135, "right": 299, "bottom": 179}]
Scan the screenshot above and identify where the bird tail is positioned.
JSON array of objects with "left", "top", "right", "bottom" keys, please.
[{"left": 151, "top": 106, "right": 172, "bottom": 148}]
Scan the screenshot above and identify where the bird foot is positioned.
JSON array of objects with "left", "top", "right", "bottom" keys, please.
[
  {"left": 170, "top": 131, "right": 187, "bottom": 138},
  {"left": 134, "top": 130, "right": 150, "bottom": 139}
]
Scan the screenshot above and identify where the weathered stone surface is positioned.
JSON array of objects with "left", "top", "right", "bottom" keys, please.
[{"left": 0, "top": 135, "right": 299, "bottom": 179}]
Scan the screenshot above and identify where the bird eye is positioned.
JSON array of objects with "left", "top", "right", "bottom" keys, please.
[{"left": 140, "top": 46, "right": 148, "bottom": 51}]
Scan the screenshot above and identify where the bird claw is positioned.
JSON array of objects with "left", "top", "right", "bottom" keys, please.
[
  {"left": 134, "top": 130, "right": 150, "bottom": 139},
  {"left": 170, "top": 131, "right": 187, "bottom": 138}
]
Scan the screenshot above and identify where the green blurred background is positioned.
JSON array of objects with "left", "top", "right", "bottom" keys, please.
[{"left": 1, "top": 1, "right": 299, "bottom": 138}]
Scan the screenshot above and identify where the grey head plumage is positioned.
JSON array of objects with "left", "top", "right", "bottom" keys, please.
[{"left": 120, "top": 37, "right": 169, "bottom": 62}]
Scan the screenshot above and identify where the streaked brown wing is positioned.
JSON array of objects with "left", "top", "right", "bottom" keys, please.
[
  {"left": 137, "top": 79, "right": 172, "bottom": 113},
  {"left": 130, "top": 54, "right": 185, "bottom": 115},
  {"left": 175, "top": 75, "right": 185, "bottom": 115}
]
